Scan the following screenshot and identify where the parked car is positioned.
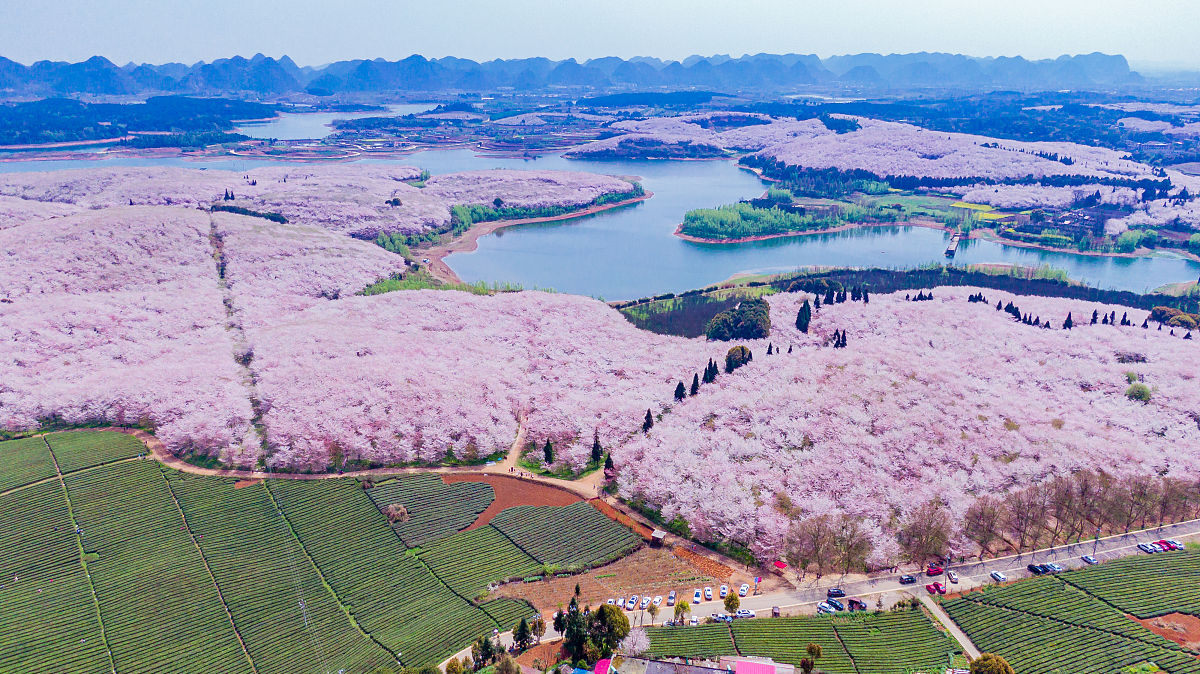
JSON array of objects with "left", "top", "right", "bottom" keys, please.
[
  {"left": 932, "top": 582, "right": 946, "bottom": 595},
  {"left": 627, "top": 595, "right": 639, "bottom": 610},
  {"left": 738, "top": 583, "right": 750, "bottom": 597},
  {"left": 946, "top": 570, "right": 959, "bottom": 583},
  {"left": 926, "top": 564, "right": 944, "bottom": 576},
  {"left": 1137, "top": 543, "right": 1155, "bottom": 554},
  {"left": 899, "top": 574, "right": 917, "bottom": 585},
  {"left": 689, "top": 616, "right": 699, "bottom": 626},
  {"left": 719, "top": 585, "right": 729, "bottom": 598},
  {"left": 1046, "top": 563, "right": 1064, "bottom": 573},
  {"left": 1028, "top": 563, "right": 1045, "bottom": 576},
  {"left": 693, "top": 589, "right": 702, "bottom": 604},
  {"left": 1082, "top": 555, "right": 1098, "bottom": 565},
  {"left": 847, "top": 598, "right": 867, "bottom": 611},
  {"left": 704, "top": 587, "right": 713, "bottom": 600},
  {"left": 990, "top": 571, "right": 1007, "bottom": 582},
  {"left": 640, "top": 596, "right": 651, "bottom": 609},
  {"left": 710, "top": 613, "right": 732, "bottom": 623},
  {"left": 653, "top": 595, "right": 663, "bottom": 607},
  {"left": 667, "top": 591, "right": 677, "bottom": 606},
  {"left": 826, "top": 598, "right": 844, "bottom": 611},
  {"left": 606, "top": 598, "right": 616, "bottom": 605},
  {"left": 816, "top": 601, "right": 833, "bottom": 614},
  {"left": 1166, "top": 539, "right": 1184, "bottom": 549},
  {"left": 827, "top": 587, "right": 846, "bottom": 598},
  {"left": 925, "top": 583, "right": 938, "bottom": 594},
  {"left": 735, "top": 609, "right": 756, "bottom": 619}
]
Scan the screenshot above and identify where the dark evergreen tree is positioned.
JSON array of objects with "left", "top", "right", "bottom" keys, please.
[
  {"left": 796, "top": 299, "right": 812, "bottom": 333},
  {"left": 813, "top": 295, "right": 821, "bottom": 311},
  {"left": 604, "top": 454, "right": 614, "bottom": 471},
  {"left": 690, "top": 373, "right": 699, "bottom": 396},
  {"left": 996, "top": 300, "right": 1003, "bottom": 311},
  {"left": 1063, "top": 312, "right": 1073, "bottom": 329},
  {"left": 543, "top": 439, "right": 554, "bottom": 464},
  {"left": 767, "top": 343, "right": 774, "bottom": 355},
  {"left": 591, "top": 432, "right": 602, "bottom": 463},
  {"left": 787, "top": 344, "right": 793, "bottom": 353},
  {"left": 862, "top": 288, "right": 869, "bottom": 304},
  {"left": 1091, "top": 309, "right": 1098, "bottom": 324},
  {"left": 674, "top": 381, "right": 686, "bottom": 400},
  {"left": 1142, "top": 317, "right": 1149, "bottom": 329},
  {"left": 642, "top": 409, "right": 654, "bottom": 433}
]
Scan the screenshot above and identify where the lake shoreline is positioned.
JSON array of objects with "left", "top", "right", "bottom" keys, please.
[
  {"left": 426, "top": 191, "right": 654, "bottom": 284},
  {"left": 673, "top": 217, "right": 952, "bottom": 244}
]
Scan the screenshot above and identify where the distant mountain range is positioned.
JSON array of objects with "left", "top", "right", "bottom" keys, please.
[{"left": 0, "top": 52, "right": 1144, "bottom": 98}]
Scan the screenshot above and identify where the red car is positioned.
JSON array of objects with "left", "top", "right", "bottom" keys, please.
[
  {"left": 926, "top": 564, "right": 944, "bottom": 576},
  {"left": 925, "top": 582, "right": 946, "bottom": 595},
  {"left": 1155, "top": 539, "right": 1180, "bottom": 551}
]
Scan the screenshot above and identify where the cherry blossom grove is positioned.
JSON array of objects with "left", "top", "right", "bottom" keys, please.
[
  {"left": 0, "top": 164, "right": 638, "bottom": 239},
  {"left": 613, "top": 287, "right": 1200, "bottom": 564}
]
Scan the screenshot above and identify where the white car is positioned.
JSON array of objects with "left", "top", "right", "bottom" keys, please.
[
  {"left": 667, "top": 591, "right": 677, "bottom": 606},
  {"left": 652, "top": 595, "right": 663, "bottom": 607},
  {"left": 640, "top": 596, "right": 651, "bottom": 609},
  {"left": 704, "top": 587, "right": 713, "bottom": 600},
  {"left": 738, "top": 583, "right": 750, "bottom": 597},
  {"left": 606, "top": 598, "right": 615, "bottom": 605},
  {"left": 735, "top": 609, "right": 756, "bottom": 619},
  {"left": 719, "top": 585, "right": 729, "bottom": 598},
  {"left": 990, "top": 571, "right": 1007, "bottom": 582},
  {"left": 693, "top": 589, "right": 702, "bottom": 604},
  {"left": 627, "top": 595, "right": 639, "bottom": 610},
  {"left": 817, "top": 601, "right": 833, "bottom": 614},
  {"left": 689, "top": 616, "right": 699, "bottom": 626},
  {"left": 1167, "top": 539, "right": 1184, "bottom": 549},
  {"left": 946, "top": 571, "right": 959, "bottom": 583}
]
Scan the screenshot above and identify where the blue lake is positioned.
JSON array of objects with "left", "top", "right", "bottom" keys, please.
[{"left": 1, "top": 150, "right": 1197, "bottom": 300}]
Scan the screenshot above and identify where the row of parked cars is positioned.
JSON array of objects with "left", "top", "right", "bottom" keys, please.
[
  {"left": 691, "top": 583, "right": 751, "bottom": 604},
  {"left": 1139, "top": 538, "right": 1184, "bottom": 553},
  {"left": 818, "top": 588, "right": 868, "bottom": 613},
  {"left": 608, "top": 592, "right": 670, "bottom": 611}
]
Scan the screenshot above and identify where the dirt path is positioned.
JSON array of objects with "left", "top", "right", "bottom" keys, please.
[
  {"left": 919, "top": 594, "right": 982, "bottom": 660},
  {"left": 445, "top": 473, "right": 581, "bottom": 531},
  {"left": 423, "top": 192, "right": 652, "bottom": 284}
]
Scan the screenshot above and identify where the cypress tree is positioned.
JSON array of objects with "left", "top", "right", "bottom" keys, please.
[
  {"left": 604, "top": 454, "right": 614, "bottom": 471},
  {"left": 1063, "top": 312, "right": 1073, "bottom": 329},
  {"left": 814, "top": 296, "right": 821, "bottom": 311},
  {"left": 674, "top": 381, "right": 686, "bottom": 400},
  {"left": 591, "top": 432, "right": 602, "bottom": 463},
  {"left": 642, "top": 409, "right": 654, "bottom": 433},
  {"left": 862, "top": 288, "right": 869, "bottom": 304},
  {"left": 543, "top": 439, "right": 554, "bottom": 464},
  {"left": 690, "top": 373, "right": 699, "bottom": 396},
  {"left": 996, "top": 300, "right": 1002, "bottom": 310},
  {"left": 1142, "top": 317, "right": 1149, "bottom": 329},
  {"left": 796, "top": 299, "right": 812, "bottom": 333},
  {"left": 767, "top": 343, "right": 774, "bottom": 355},
  {"left": 787, "top": 344, "right": 793, "bottom": 353},
  {"left": 1091, "top": 309, "right": 1099, "bottom": 324}
]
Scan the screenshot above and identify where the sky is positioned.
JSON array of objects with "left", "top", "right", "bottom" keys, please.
[{"left": 4, "top": 0, "right": 1200, "bottom": 70}]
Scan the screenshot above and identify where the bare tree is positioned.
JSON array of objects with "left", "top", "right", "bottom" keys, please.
[
  {"left": 384, "top": 503, "right": 409, "bottom": 523},
  {"left": 962, "top": 495, "right": 1005, "bottom": 559},
  {"left": 1005, "top": 489, "right": 1042, "bottom": 551},
  {"left": 897, "top": 499, "right": 952, "bottom": 564},
  {"left": 783, "top": 514, "right": 837, "bottom": 579},
  {"left": 832, "top": 515, "right": 872, "bottom": 576}
]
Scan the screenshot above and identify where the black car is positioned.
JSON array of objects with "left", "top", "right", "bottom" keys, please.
[
  {"left": 899, "top": 574, "right": 917, "bottom": 585},
  {"left": 827, "top": 588, "right": 846, "bottom": 598},
  {"left": 1028, "top": 563, "right": 1044, "bottom": 575},
  {"left": 826, "top": 598, "right": 845, "bottom": 611}
]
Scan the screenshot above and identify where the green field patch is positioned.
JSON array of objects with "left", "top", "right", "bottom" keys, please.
[
  {"left": 169, "top": 472, "right": 394, "bottom": 674},
  {"left": 480, "top": 597, "right": 538, "bottom": 632},
  {"left": 267, "top": 478, "right": 497, "bottom": 667},
  {"left": 45, "top": 431, "right": 145, "bottom": 474},
  {"left": 942, "top": 600, "right": 1200, "bottom": 674},
  {"left": 490, "top": 501, "right": 642, "bottom": 571},
  {"left": 0, "top": 481, "right": 110, "bottom": 673},
  {"left": 829, "top": 609, "right": 960, "bottom": 674},
  {"left": 364, "top": 473, "right": 494, "bottom": 546},
  {"left": 645, "top": 623, "right": 737, "bottom": 659},
  {"left": 1059, "top": 549, "right": 1200, "bottom": 618},
  {"left": 419, "top": 525, "right": 541, "bottom": 599},
  {"left": 731, "top": 615, "right": 854, "bottom": 672},
  {"left": 0, "top": 436, "right": 55, "bottom": 493},
  {"left": 65, "top": 461, "right": 251, "bottom": 674}
]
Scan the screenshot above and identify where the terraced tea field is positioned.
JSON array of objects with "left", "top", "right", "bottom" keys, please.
[
  {"left": 648, "top": 608, "right": 959, "bottom": 674},
  {"left": 943, "top": 549, "right": 1200, "bottom": 674},
  {"left": 491, "top": 501, "right": 643, "bottom": 570},
  {"left": 0, "top": 431, "right": 641, "bottom": 671}
]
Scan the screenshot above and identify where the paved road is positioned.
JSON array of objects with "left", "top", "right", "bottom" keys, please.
[{"left": 683, "top": 518, "right": 1200, "bottom": 620}]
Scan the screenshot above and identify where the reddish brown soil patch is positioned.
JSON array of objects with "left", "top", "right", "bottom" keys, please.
[
  {"left": 488, "top": 547, "right": 719, "bottom": 616},
  {"left": 515, "top": 640, "right": 563, "bottom": 668},
  {"left": 673, "top": 546, "right": 734, "bottom": 580},
  {"left": 233, "top": 479, "right": 262, "bottom": 489},
  {"left": 443, "top": 474, "right": 580, "bottom": 530},
  {"left": 590, "top": 499, "right": 653, "bottom": 539},
  {"left": 1132, "top": 612, "right": 1200, "bottom": 650}
]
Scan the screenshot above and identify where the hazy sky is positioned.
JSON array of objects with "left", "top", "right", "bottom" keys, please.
[{"left": 5, "top": 0, "right": 1200, "bottom": 69}]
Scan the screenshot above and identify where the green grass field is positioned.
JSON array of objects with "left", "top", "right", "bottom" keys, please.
[
  {"left": 490, "top": 501, "right": 643, "bottom": 570},
  {"left": 0, "top": 432, "right": 639, "bottom": 671},
  {"left": 365, "top": 473, "right": 495, "bottom": 545},
  {"left": 647, "top": 608, "right": 959, "bottom": 674},
  {"left": 0, "top": 436, "right": 56, "bottom": 493},
  {"left": 943, "top": 550, "right": 1200, "bottom": 674}
]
